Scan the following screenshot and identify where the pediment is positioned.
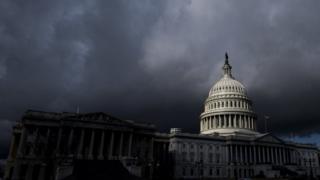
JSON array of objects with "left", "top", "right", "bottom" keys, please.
[
  {"left": 68, "top": 112, "right": 132, "bottom": 125},
  {"left": 255, "top": 133, "right": 284, "bottom": 144}
]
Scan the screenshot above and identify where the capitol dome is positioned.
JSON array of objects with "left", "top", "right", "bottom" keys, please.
[{"left": 200, "top": 53, "right": 258, "bottom": 136}]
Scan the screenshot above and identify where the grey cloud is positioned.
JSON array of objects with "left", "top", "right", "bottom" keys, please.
[{"left": 0, "top": 0, "right": 320, "bottom": 157}]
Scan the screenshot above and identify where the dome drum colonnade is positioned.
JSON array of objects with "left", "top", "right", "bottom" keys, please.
[{"left": 200, "top": 53, "right": 257, "bottom": 135}]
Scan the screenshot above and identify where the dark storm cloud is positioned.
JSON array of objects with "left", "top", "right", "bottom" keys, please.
[{"left": 1, "top": 0, "right": 320, "bottom": 154}]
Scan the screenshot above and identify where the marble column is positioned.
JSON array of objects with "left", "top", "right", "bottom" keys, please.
[
  {"left": 241, "top": 115, "right": 244, "bottom": 128},
  {"left": 279, "top": 148, "right": 283, "bottom": 164},
  {"left": 211, "top": 116, "right": 214, "bottom": 128},
  {"left": 271, "top": 147, "right": 274, "bottom": 164},
  {"left": 88, "top": 130, "right": 95, "bottom": 159},
  {"left": 56, "top": 128, "right": 62, "bottom": 156},
  {"left": 226, "top": 145, "right": 229, "bottom": 163},
  {"left": 206, "top": 118, "right": 209, "bottom": 130},
  {"left": 281, "top": 148, "right": 284, "bottom": 164},
  {"left": 257, "top": 146, "right": 260, "bottom": 163},
  {"left": 276, "top": 147, "right": 279, "bottom": 164},
  {"left": 98, "top": 131, "right": 105, "bottom": 160},
  {"left": 149, "top": 137, "right": 154, "bottom": 160},
  {"left": 119, "top": 132, "right": 123, "bottom": 156},
  {"left": 77, "top": 129, "right": 84, "bottom": 159},
  {"left": 251, "top": 118, "right": 254, "bottom": 130},
  {"left": 251, "top": 118, "right": 254, "bottom": 129},
  {"left": 249, "top": 146, "right": 252, "bottom": 163},
  {"left": 264, "top": 146, "right": 270, "bottom": 162},
  {"left": 212, "top": 116, "right": 216, "bottom": 128},
  {"left": 239, "top": 145, "right": 243, "bottom": 163},
  {"left": 68, "top": 128, "right": 74, "bottom": 155},
  {"left": 264, "top": 146, "right": 267, "bottom": 163},
  {"left": 108, "top": 131, "right": 114, "bottom": 158},
  {"left": 235, "top": 144, "right": 238, "bottom": 163},
  {"left": 244, "top": 116, "right": 247, "bottom": 128},
  {"left": 244, "top": 145, "right": 247, "bottom": 164},
  {"left": 253, "top": 146, "right": 256, "bottom": 164},
  {"left": 230, "top": 144, "right": 233, "bottom": 162},
  {"left": 128, "top": 133, "right": 133, "bottom": 157}
]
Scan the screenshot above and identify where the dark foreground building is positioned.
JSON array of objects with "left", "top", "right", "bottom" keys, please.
[
  {"left": 4, "top": 54, "right": 320, "bottom": 179},
  {"left": 4, "top": 111, "right": 171, "bottom": 180}
]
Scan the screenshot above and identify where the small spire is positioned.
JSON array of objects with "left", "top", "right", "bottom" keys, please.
[
  {"left": 225, "top": 52, "right": 229, "bottom": 64},
  {"left": 223, "top": 52, "right": 232, "bottom": 77}
]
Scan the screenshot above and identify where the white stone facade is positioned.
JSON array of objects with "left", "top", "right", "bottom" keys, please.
[{"left": 170, "top": 53, "right": 320, "bottom": 179}]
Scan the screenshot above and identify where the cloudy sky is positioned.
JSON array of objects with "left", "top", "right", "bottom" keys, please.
[{"left": 0, "top": 0, "right": 320, "bottom": 156}]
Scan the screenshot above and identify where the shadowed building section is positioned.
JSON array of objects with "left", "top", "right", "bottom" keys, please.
[{"left": 3, "top": 111, "right": 171, "bottom": 180}]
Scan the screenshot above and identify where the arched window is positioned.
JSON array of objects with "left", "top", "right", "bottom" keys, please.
[{"left": 221, "top": 101, "right": 224, "bottom": 107}]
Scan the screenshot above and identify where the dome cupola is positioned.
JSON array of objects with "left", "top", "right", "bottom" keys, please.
[{"left": 200, "top": 53, "right": 258, "bottom": 136}]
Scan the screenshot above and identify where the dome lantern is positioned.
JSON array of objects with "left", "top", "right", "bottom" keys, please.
[{"left": 223, "top": 52, "right": 233, "bottom": 78}]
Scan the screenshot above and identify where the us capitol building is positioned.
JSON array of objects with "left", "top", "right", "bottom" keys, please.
[{"left": 4, "top": 54, "right": 320, "bottom": 179}]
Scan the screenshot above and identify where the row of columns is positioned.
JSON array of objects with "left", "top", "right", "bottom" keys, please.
[
  {"left": 9, "top": 124, "right": 159, "bottom": 180},
  {"left": 70, "top": 128, "right": 133, "bottom": 160},
  {"left": 207, "top": 100, "right": 251, "bottom": 111},
  {"left": 15, "top": 126, "right": 135, "bottom": 160},
  {"left": 201, "top": 114, "right": 256, "bottom": 131},
  {"left": 225, "top": 144, "right": 297, "bottom": 165}
]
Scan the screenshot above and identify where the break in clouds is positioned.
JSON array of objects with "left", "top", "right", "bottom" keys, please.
[{"left": 0, "top": 0, "right": 320, "bottom": 155}]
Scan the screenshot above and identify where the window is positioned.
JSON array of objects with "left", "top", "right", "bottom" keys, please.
[
  {"left": 216, "top": 154, "right": 220, "bottom": 163},
  {"left": 216, "top": 168, "right": 220, "bottom": 176},
  {"left": 190, "top": 152, "right": 195, "bottom": 162},
  {"left": 209, "top": 168, "right": 213, "bottom": 176},
  {"left": 200, "top": 152, "right": 204, "bottom": 161},
  {"left": 209, "top": 153, "right": 213, "bottom": 163},
  {"left": 182, "top": 152, "right": 187, "bottom": 161},
  {"left": 190, "top": 168, "right": 194, "bottom": 176},
  {"left": 182, "top": 167, "right": 186, "bottom": 176}
]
